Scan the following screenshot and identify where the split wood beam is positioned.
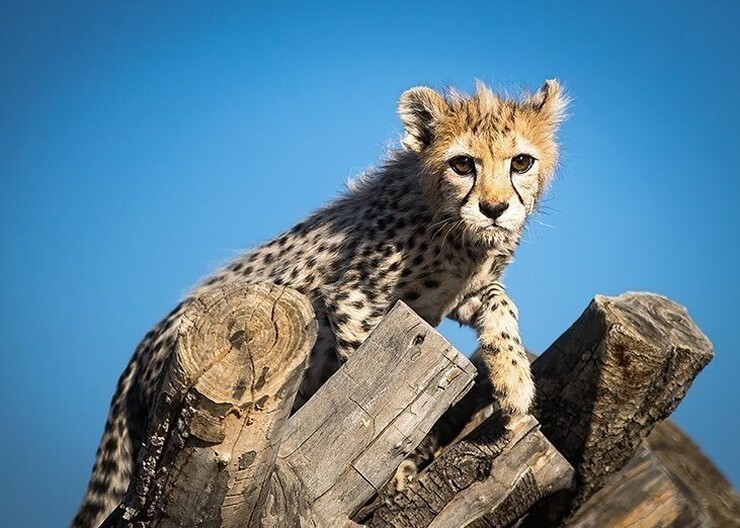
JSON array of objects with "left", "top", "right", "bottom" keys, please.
[{"left": 523, "top": 292, "right": 714, "bottom": 526}]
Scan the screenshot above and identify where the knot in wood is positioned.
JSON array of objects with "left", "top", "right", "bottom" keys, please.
[
  {"left": 446, "top": 454, "right": 492, "bottom": 490},
  {"left": 229, "top": 329, "right": 247, "bottom": 350}
]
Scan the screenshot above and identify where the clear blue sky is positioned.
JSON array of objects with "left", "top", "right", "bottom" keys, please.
[{"left": 1, "top": 2, "right": 738, "bottom": 526}]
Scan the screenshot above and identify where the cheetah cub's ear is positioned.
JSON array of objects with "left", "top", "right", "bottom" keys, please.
[
  {"left": 530, "top": 79, "right": 569, "bottom": 128},
  {"left": 398, "top": 86, "right": 447, "bottom": 153}
]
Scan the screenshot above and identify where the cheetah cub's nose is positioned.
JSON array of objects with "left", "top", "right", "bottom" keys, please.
[{"left": 479, "top": 201, "right": 509, "bottom": 220}]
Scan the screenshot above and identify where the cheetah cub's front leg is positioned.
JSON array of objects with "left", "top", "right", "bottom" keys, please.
[
  {"left": 450, "top": 282, "right": 534, "bottom": 416},
  {"left": 388, "top": 283, "right": 533, "bottom": 494}
]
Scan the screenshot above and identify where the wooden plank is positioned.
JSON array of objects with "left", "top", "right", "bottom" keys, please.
[
  {"left": 102, "top": 283, "right": 317, "bottom": 528},
  {"left": 521, "top": 292, "right": 714, "bottom": 526},
  {"left": 275, "top": 301, "right": 478, "bottom": 525}
]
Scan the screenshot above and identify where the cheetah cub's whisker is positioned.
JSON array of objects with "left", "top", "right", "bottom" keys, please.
[{"left": 72, "top": 79, "right": 567, "bottom": 528}]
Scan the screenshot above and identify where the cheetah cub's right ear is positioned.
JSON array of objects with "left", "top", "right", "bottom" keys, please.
[{"left": 398, "top": 87, "right": 447, "bottom": 153}]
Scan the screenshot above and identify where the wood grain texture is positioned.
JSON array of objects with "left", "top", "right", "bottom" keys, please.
[
  {"left": 357, "top": 415, "right": 573, "bottom": 528},
  {"left": 568, "top": 444, "right": 696, "bottom": 528},
  {"left": 523, "top": 292, "right": 714, "bottom": 527},
  {"left": 102, "top": 282, "right": 317, "bottom": 528},
  {"left": 272, "top": 301, "right": 478, "bottom": 527},
  {"left": 569, "top": 420, "right": 740, "bottom": 528},
  {"left": 644, "top": 420, "right": 740, "bottom": 526}
]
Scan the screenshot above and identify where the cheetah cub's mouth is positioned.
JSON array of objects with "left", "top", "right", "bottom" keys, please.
[{"left": 398, "top": 79, "right": 566, "bottom": 248}]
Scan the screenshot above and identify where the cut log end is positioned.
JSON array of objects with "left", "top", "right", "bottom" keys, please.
[
  {"left": 175, "top": 282, "right": 318, "bottom": 403},
  {"left": 105, "top": 282, "right": 318, "bottom": 528},
  {"left": 594, "top": 292, "right": 713, "bottom": 365}
]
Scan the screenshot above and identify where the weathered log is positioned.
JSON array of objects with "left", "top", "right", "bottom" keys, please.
[
  {"left": 356, "top": 414, "right": 573, "bottom": 528},
  {"left": 102, "top": 283, "right": 318, "bottom": 528},
  {"left": 101, "top": 286, "right": 719, "bottom": 528},
  {"left": 266, "top": 301, "right": 478, "bottom": 527},
  {"left": 569, "top": 420, "right": 740, "bottom": 528},
  {"left": 522, "top": 292, "right": 714, "bottom": 526}
]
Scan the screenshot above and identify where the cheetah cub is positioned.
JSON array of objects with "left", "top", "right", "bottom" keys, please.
[{"left": 73, "top": 80, "right": 567, "bottom": 528}]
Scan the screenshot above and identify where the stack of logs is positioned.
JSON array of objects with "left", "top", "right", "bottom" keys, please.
[{"left": 101, "top": 283, "right": 738, "bottom": 527}]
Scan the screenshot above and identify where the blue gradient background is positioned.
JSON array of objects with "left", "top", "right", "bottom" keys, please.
[{"left": 1, "top": 2, "right": 738, "bottom": 526}]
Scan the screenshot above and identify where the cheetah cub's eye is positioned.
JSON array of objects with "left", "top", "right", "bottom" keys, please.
[
  {"left": 510, "top": 154, "right": 535, "bottom": 174},
  {"left": 449, "top": 155, "right": 475, "bottom": 176}
]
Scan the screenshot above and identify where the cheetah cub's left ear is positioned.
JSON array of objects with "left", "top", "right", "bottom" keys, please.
[
  {"left": 530, "top": 79, "right": 569, "bottom": 128},
  {"left": 398, "top": 87, "right": 447, "bottom": 153}
]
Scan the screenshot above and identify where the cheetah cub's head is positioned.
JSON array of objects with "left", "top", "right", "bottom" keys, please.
[{"left": 398, "top": 80, "right": 567, "bottom": 248}]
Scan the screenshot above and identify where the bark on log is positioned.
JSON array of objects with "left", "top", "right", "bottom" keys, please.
[
  {"left": 266, "top": 301, "right": 479, "bottom": 527},
  {"left": 522, "top": 292, "right": 714, "bottom": 526},
  {"left": 569, "top": 420, "right": 740, "bottom": 528},
  {"left": 355, "top": 414, "right": 573, "bottom": 528},
  {"left": 103, "top": 283, "right": 318, "bottom": 528}
]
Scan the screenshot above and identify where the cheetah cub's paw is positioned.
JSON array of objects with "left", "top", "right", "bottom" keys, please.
[
  {"left": 482, "top": 341, "right": 535, "bottom": 417},
  {"left": 391, "top": 459, "right": 419, "bottom": 492},
  {"left": 498, "top": 363, "right": 535, "bottom": 417}
]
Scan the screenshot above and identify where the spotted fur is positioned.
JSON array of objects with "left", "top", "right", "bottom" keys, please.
[{"left": 72, "top": 80, "right": 567, "bottom": 527}]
